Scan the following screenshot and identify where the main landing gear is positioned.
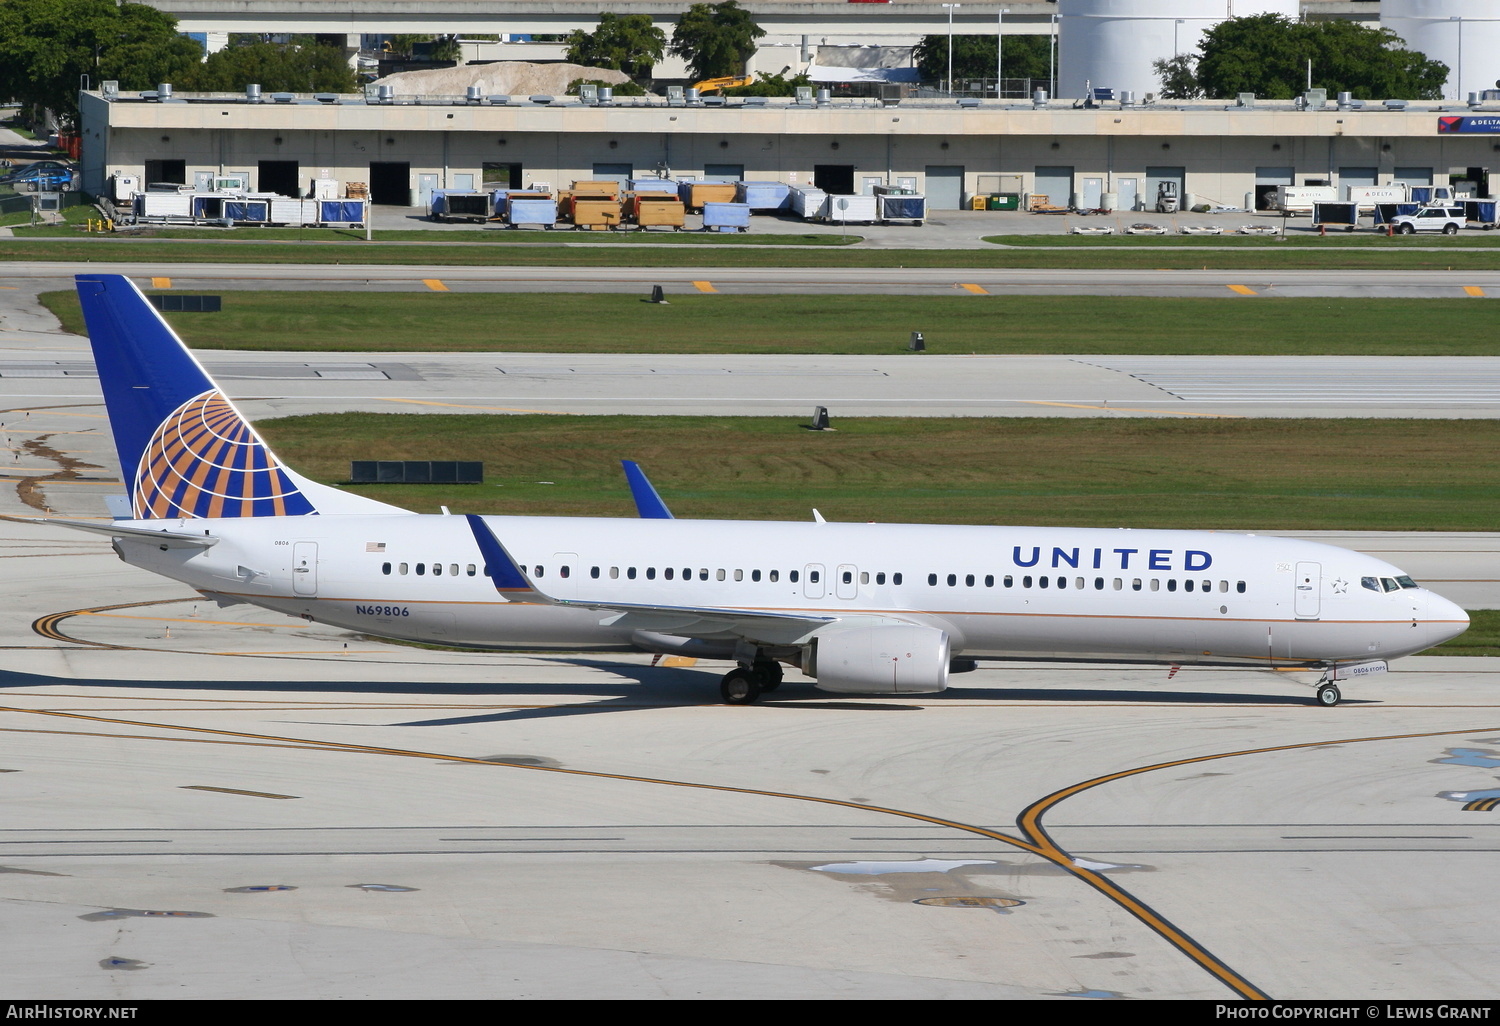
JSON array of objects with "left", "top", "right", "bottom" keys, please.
[{"left": 719, "top": 659, "right": 784, "bottom": 705}]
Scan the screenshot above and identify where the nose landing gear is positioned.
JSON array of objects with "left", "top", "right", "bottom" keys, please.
[{"left": 1315, "top": 682, "right": 1341, "bottom": 707}]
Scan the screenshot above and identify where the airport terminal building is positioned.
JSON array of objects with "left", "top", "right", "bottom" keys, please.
[{"left": 79, "top": 86, "right": 1500, "bottom": 213}]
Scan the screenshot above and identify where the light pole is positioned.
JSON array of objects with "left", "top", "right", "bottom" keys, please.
[
  {"left": 996, "top": 7, "right": 1008, "bottom": 99},
  {"left": 943, "top": 4, "right": 961, "bottom": 96},
  {"left": 1048, "top": 13, "right": 1057, "bottom": 98},
  {"left": 1174, "top": 19, "right": 1185, "bottom": 57},
  {"left": 1450, "top": 16, "right": 1463, "bottom": 102}
]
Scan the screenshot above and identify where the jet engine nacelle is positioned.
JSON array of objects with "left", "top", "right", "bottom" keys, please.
[{"left": 806, "top": 624, "right": 950, "bottom": 694}]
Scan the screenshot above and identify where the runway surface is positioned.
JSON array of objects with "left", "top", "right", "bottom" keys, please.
[{"left": 4, "top": 269, "right": 1500, "bottom": 999}]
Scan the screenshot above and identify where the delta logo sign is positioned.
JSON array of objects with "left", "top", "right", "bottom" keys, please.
[{"left": 1439, "top": 116, "right": 1500, "bottom": 133}]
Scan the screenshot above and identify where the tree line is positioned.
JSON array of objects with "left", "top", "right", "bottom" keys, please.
[
  {"left": 919, "top": 14, "right": 1448, "bottom": 101},
  {"left": 0, "top": 0, "right": 772, "bottom": 130}
]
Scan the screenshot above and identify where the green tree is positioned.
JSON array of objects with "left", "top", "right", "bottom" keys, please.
[
  {"left": 566, "top": 13, "right": 666, "bottom": 81},
  {"left": 669, "top": 1, "right": 764, "bottom": 82},
  {"left": 1191, "top": 14, "right": 1447, "bottom": 100},
  {"left": 722, "top": 70, "right": 811, "bottom": 97},
  {"left": 0, "top": 0, "right": 203, "bottom": 127},
  {"left": 186, "top": 42, "right": 356, "bottom": 94},
  {"left": 913, "top": 34, "right": 1052, "bottom": 90},
  {"left": 1152, "top": 55, "right": 1203, "bottom": 100}
]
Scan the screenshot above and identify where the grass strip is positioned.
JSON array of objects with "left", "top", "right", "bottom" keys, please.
[
  {"left": 10, "top": 237, "right": 1500, "bottom": 269},
  {"left": 40, "top": 291, "right": 1500, "bottom": 356},
  {"left": 256, "top": 414, "right": 1500, "bottom": 532}
]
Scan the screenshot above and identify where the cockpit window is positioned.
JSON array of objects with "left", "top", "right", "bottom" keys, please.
[
  {"left": 1396, "top": 576, "right": 1419, "bottom": 589},
  {"left": 1361, "top": 577, "right": 1381, "bottom": 592},
  {"left": 1381, "top": 578, "right": 1400, "bottom": 592}
]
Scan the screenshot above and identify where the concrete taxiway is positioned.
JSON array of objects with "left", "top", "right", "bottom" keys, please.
[
  {"left": 4, "top": 260, "right": 1499, "bottom": 300},
  {"left": 4, "top": 273, "right": 1500, "bottom": 1000}
]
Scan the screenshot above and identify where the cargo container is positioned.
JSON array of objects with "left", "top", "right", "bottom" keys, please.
[
  {"left": 679, "top": 181, "right": 739, "bottom": 212},
  {"left": 317, "top": 199, "right": 366, "bottom": 226},
  {"left": 223, "top": 199, "right": 270, "bottom": 223},
  {"left": 735, "top": 181, "right": 791, "bottom": 212},
  {"left": 429, "top": 190, "right": 492, "bottom": 223},
  {"left": 1464, "top": 200, "right": 1499, "bottom": 229},
  {"left": 873, "top": 185, "right": 925, "bottom": 225},
  {"left": 1411, "top": 186, "right": 1456, "bottom": 205},
  {"left": 789, "top": 187, "right": 828, "bottom": 220},
  {"left": 1344, "top": 184, "right": 1408, "bottom": 208},
  {"left": 701, "top": 201, "right": 751, "bottom": 231},
  {"left": 628, "top": 194, "right": 685, "bottom": 230},
  {"left": 269, "top": 197, "right": 314, "bottom": 226},
  {"left": 1275, "top": 185, "right": 1338, "bottom": 214},
  {"left": 821, "top": 194, "right": 878, "bottom": 224},
  {"left": 1311, "top": 201, "right": 1359, "bottom": 230},
  {"left": 566, "top": 195, "right": 623, "bottom": 229},
  {"left": 506, "top": 197, "right": 558, "bottom": 229},
  {"left": 570, "top": 180, "right": 621, "bottom": 198},
  {"left": 134, "top": 192, "right": 192, "bottom": 221}
]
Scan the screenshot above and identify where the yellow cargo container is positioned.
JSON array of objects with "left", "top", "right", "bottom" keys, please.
[
  {"left": 570, "top": 196, "right": 623, "bottom": 229},
  {"left": 681, "top": 181, "right": 738, "bottom": 211},
  {"left": 570, "top": 180, "right": 621, "bottom": 199},
  {"left": 630, "top": 194, "right": 685, "bottom": 230}
]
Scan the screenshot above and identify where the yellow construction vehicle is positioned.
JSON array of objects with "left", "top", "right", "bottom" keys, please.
[{"left": 693, "top": 75, "right": 754, "bottom": 95}]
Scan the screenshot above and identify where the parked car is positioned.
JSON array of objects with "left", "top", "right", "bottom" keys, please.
[
  {"left": 1389, "top": 206, "right": 1465, "bottom": 235},
  {"left": 0, "top": 160, "right": 76, "bottom": 191}
]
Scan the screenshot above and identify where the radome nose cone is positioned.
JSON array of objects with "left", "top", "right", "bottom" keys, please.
[{"left": 1427, "top": 593, "right": 1470, "bottom": 645}]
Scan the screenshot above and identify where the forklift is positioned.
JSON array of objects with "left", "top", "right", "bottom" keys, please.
[{"left": 1155, "top": 180, "right": 1181, "bottom": 214}]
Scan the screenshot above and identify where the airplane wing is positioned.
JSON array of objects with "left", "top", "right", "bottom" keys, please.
[
  {"left": 30, "top": 517, "right": 220, "bottom": 549},
  {"left": 465, "top": 514, "right": 887, "bottom": 647}
]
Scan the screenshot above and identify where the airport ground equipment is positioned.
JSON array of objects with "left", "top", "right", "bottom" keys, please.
[
  {"left": 502, "top": 195, "right": 558, "bottom": 229},
  {"left": 872, "top": 185, "right": 925, "bottom": 225},
  {"left": 1312, "top": 202, "right": 1360, "bottom": 231},
  {"left": 429, "top": 190, "right": 492, "bottom": 223},
  {"left": 1125, "top": 222, "right": 1167, "bottom": 235},
  {"left": 1155, "top": 181, "right": 1181, "bottom": 214},
  {"left": 628, "top": 193, "right": 685, "bottom": 230},
  {"left": 1464, "top": 200, "right": 1499, "bottom": 229},
  {"left": 735, "top": 181, "right": 792, "bottom": 212},
  {"left": 702, "top": 201, "right": 751, "bottom": 232},
  {"left": 679, "top": 181, "right": 738, "bottom": 212},
  {"left": 789, "top": 186, "right": 828, "bottom": 220},
  {"left": 1274, "top": 185, "right": 1337, "bottom": 215}
]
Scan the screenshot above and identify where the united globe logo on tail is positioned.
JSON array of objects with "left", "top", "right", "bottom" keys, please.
[{"left": 133, "top": 390, "right": 317, "bottom": 519}]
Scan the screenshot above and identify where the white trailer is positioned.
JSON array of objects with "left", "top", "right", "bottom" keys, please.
[
  {"left": 1344, "top": 184, "right": 1409, "bottom": 209},
  {"left": 1275, "top": 185, "right": 1338, "bottom": 214}
]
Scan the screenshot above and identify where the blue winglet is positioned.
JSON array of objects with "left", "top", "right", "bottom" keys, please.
[
  {"left": 466, "top": 514, "right": 547, "bottom": 599},
  {"left": 621, "top": 460, "right": 674, "bottom": 519}
]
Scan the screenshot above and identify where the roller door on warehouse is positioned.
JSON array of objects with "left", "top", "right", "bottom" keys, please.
[
  {"left": 1033, "top": 166, "right": 1073, "bottom": 208},
  {"left": 1145, "top": 166, "right": 1184, "bottom": 209},
  {"left": 1254, "top": 167, "right": 1294, "bottom": 210},
  {"left": 1339, "top": 166, "right": 1378, "bottom": 189},
  {"left": 925, "top": 165, "right": 965, "bottom": 209}
]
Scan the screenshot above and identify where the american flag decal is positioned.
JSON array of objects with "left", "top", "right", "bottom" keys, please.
[{"left": 133, "top": 390, "right": 317, "bottom": 519}]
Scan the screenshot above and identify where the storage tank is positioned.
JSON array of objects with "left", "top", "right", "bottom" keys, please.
[
  {"left": 1382, "top": 0, "right": 1500, "bottom": 102},
  {"left": 1058, "top": 0, "right": 1299, "bottom": 100}
]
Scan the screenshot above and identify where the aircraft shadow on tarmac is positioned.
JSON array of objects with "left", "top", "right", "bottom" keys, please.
[{"left": 0, "top": 662, "right": 1355, "bottom": 731}]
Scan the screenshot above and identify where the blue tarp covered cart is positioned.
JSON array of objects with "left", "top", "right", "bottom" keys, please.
[
  {"left": 507, "top": 197, "right": 558, "bottom": 228},
  {"left": 734, "top": 181, "right": 791, "bottom": 212},
  {"left": 1464, "top": 200, "right": 1499, "bottom": 229},
  {"left": 317, "top": 199, "right": 366, "bottom": 226},
  {"left": 701, "top": 201, "right": 751, "bottom": 232}
]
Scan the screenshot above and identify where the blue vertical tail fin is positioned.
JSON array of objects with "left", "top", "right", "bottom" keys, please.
[{"left": 75, "top": 274, "right": 405, "bottom": 519}]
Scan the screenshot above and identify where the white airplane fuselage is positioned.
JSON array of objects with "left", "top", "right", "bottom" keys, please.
[{"left": 112, "top": 513, "right": 1465, "bottom": 669}]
